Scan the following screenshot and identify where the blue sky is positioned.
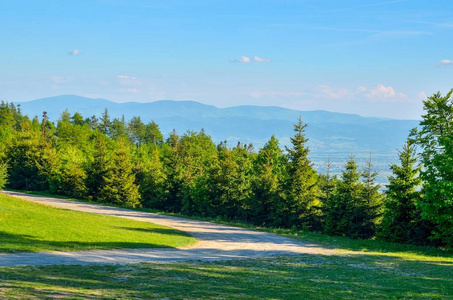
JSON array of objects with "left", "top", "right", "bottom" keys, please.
[{"left": 1, "top": 0, "right": 452, "bottom": 119}]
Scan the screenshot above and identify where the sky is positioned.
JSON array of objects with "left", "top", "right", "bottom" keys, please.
[{"left": 1, "top": 0, "right": 452, "bottom": 119}]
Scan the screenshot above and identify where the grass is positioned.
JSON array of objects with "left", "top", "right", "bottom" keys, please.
[
  {"left": 2, "top": 190, "right": 452, "bottom": 298},
  {"left": 0, "top": 254, "right": 451, "bottom": 299},
  {"left": 8, "top": 189, "right": 452, "bottom": 259},
  {"left": 0, "top": 193, "right": 196, "bottom": 253}
]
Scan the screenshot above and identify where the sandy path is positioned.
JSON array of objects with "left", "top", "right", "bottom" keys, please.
[{"left": 0, "top": 191, "right": 339, "bottom": 267}]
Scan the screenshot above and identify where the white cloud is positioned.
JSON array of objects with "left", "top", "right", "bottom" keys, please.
[
  {"left": 253, "top": 56, "right": 270, "bottom": 63},
  {"left": 117, "top": 75, "right": 137, "bottom": 80},
  {"left": 440, "top": 59, "right": 453, "bottom": 65},
  {"left": 357, "top": 86, "right": 367, "bottom": 92},
  {"left": 231, "top": 56, "right": 251, "bottom": 63},
  {"left": 238, "top": 56, "right": 251, "bottom": 63},
  {"left": 364, "top": 84, "right": 407, "bottom": 100},
  {"left": 69, "top": 49, "right": 80, "bottom": 56}
]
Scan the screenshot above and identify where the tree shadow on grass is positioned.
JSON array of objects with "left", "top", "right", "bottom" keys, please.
[
  {"left": 0, "top": 253, "right": 452, "bottom": 299},
  {"left": 0, "top": 231, "right": 173, "bottom": 254},
  {"left": 115, "top": 226, "right": 192, "bottom": 237}
]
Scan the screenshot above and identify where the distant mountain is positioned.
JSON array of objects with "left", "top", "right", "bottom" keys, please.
[{"left": 16, "top": 95, "right": 420, "bottom": 181}]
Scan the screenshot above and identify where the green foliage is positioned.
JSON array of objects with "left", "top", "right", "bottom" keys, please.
[
  {"left": 379, "top": 141, "right": 433, "bottom": 245},
  {"left": 284, "top": 116, "right": 319, "bottom": 228},
  {"left": 324, "top": 156, "right": 363, "bottom": 237},
  {"left": 2, "top": 99, "right": 451, "bottom": 248},
  {"left": 413, "top": 89, "right": 453, "bottom": 247},
  {"left": 0, "top": 161, "right": 8, "bottom": 190},
  {"left": 99, "top": 143, "right": 141, "bottom": 208},
  {"left": 360, "top": 154, "right": 384, "bottom": 236},
  {"left": 249, "top": 135, "right": 286, "bottom": 226}
]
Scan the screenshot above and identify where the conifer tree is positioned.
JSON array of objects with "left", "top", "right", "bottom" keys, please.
[
  {"left": 379, "top": 141, "right": 433, "bottom": 244},
  {"left": 0, "top": 162, "right": 7, "bottom": 190},
  {"left": 249, "top": 135, "right": 285, "bottom": 226},
  {"left": 139, "top": 148, "right": 168, "bottom": 209},
  {"left": 284, "top": 116, "right": 319, "bottom": 228},
  {"left": 324, "top": 155, "right": 366, "bottom": 238},
  {"left": 99, "top": 143, "right": 141, "bottom": 207},
  {"left": 99, "top": 108, "right": 111, "bottom": 136},
  {"left": 360, "top": 154, "right": 384, "bottom": 237}
]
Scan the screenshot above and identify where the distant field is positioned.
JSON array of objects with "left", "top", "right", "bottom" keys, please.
[{"left": 0, "top": 193, "right": 195, "bottom": 253}]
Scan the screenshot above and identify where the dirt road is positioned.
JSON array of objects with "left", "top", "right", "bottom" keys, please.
[{"left": 0, "top": 191, "right": 338, "bottom": 267}]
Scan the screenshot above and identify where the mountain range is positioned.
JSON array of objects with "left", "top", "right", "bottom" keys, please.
[{"left": 15, "top": 95, "right": 420, "bottom": 181}]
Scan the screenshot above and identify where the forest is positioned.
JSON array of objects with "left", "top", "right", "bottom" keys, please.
[{"left": 0, "top": 89, "right": 452, "bottom": 248}]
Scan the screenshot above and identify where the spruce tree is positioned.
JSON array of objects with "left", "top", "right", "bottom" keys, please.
[
  {"left": 379, "top": 141, "right": 432, "bottom": 244},
  {"left": 324, "top": 155, "right": 376, "bottom": 238},
  {"left": 249, "top": 135, "right": 286, "bottom": 226},
  {"left": 284, "top": 116, "right": 319, "bottom": 228},
  {"left": 99, "top": 144, "right": 141, "bottom": 208},
  {"left": 360, "top": 154, "right": 384, "bottom": 238},
  {"left": 0, "top": 162, "right": 7, "bottom": 190}
]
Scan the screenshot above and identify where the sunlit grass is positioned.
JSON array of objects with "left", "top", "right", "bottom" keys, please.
[
  {"left": 0, "top": 193, "right": 196, "bottom": 253},
  {"left": 1, "top": 254, "right": 451, "bottom": 299}
]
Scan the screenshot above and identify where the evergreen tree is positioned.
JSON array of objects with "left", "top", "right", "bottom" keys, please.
[
  {"left": 317, "top": 158, "right": 338, "bottom": 230},
  {"left": 249, "top": 135, "right": 286, "bottom": 226},
  {"left": 360, "top": 154, "right": 384, "bottom": 237},
  {"left": 0, "top": 162, "right": 7, "bottom": 190},
  {"left": 379, "top": 141, "right": 433, "bottom": 244},
  {"left": 138, "top": 148, "right": 168, "bottom": 209},
  {"left": 413, "top": 89, "right": 453, "bottom": 247},
  {"left": 99, "top": 108, "right": 111, "bottom": 136},
  {"left": 324, "top": 155, "right": 368, "bottom": 238},
  {"left": 86, "top": 132, "right": 111, "bottom": 200},
  {"left": 283, "top": 116, "right": 319, "bottom": 228},
  {"left": 99, "top": 143, "right": 141, "bottom": 207}
]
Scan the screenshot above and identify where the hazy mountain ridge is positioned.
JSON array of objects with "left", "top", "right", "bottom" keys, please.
[{"left": 16, "top": 95, "right": 418, "bottom": 150}]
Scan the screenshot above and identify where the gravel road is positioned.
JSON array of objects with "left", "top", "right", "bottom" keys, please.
[{"left": 0, "top": 191, "right": 339, "bottom": 267}]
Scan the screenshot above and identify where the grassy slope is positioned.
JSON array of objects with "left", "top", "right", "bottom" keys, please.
[{"left": 0, "top": 193, "right": 195, "bottom": 253}]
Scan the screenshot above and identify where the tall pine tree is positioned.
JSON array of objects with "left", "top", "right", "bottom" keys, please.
[{"left": 283, "top": 116, "right": 319, "bottom": 229}]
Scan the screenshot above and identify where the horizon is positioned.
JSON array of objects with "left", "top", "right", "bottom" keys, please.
[
  {"left": 15, "top": 94, "right": 420, "bottom": 121},
  {"left": 2, "top": 1, "right": 452, "bottom": 119}
]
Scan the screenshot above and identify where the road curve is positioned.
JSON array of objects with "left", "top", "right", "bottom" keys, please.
[{"left": 0, "top": 191, "right": 339, "bottom": 267}]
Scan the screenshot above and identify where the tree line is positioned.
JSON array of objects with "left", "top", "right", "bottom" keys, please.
[{"left": 0, "top": 89, "right": 452, "bottom": 248}]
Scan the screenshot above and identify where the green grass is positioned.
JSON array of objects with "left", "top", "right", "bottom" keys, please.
[
  {"left": 1, "top": 254, "right": 451, "bottom": 299},
  {"left": 1, "top": 191, "right": 452, "bottom": 298},
  {"left": 0, "top": 193, "right": 196, "bottom": 253}
]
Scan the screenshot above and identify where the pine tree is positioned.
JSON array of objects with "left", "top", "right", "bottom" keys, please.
[
  {"left": 99, "top": 108, "right": 111, "bottom": 136},
  {"left": 249, "top": 135, "right": 286, "bottom": 226},
  {"left": 99, "top": 144, "right": 141, "bottom": 207},
  {"left": 324, "top": 155, "right": 367, "bottom": 238},
  {"left": 283, "top": 116, "right": 319, "bottom": 228},
  {"left": 86, "top": 132, "right": 111, "bottom": 200},
  {"left": 379, "top": 141, "right": 433, "bottom": 244},
  {"left": 139, "top": 148, "right": 168, "bottom": 209},
  {"left": 0, "top": 162, "right": 7, "bottom": 190},
  {"left": 318, "top": 158, "right": 338, "bottom": 230},
  {"left": 360, "top": 153, "right": 384, "bottom": 237}
]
